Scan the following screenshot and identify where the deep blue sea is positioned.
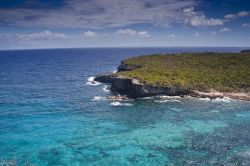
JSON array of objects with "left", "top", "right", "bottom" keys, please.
[{"left": 1, "top": 47, "right": 250, "bottom": 166}]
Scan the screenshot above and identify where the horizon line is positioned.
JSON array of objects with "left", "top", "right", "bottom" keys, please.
[{"left": 0, "top": 46, "right": 250, "bottom": 51}]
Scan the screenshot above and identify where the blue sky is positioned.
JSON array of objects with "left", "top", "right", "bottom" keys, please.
[{"left": 0, "top": 0, "right": 249, "bottom": 49}]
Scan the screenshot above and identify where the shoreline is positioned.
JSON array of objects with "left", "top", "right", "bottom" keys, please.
[
  {"left": 192, "top": 91, "right": 250, "bottom": 101},
  {"left": 94, "top": 75, "right": 250, "bottom": 102}
]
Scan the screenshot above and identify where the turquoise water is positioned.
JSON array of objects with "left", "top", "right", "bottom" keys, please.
[{"left": 0, "top": 48, "right": 250, "bottom": 165}]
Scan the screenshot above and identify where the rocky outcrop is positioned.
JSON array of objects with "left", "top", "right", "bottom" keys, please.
[
  {"left": 117, "top": 61, "right": 141, "bottom": 72},
  {"left": 94, "top": 74, "right": 115, "bottom": 83},
  {"left": 94, "top": 74, "right": 190, "bottom": 98},
  {"left": 240, "top": 50, "right": 250, "bottom": 53}
]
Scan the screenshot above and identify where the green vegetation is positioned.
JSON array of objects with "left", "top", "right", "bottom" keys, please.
[{"left": 114, "top": 52, "right": 250, "bottom": 92}]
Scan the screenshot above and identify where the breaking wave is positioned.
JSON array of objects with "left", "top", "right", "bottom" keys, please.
[
  {"left": 102, "top": 85, "right": 110, "bottom": 93},
  {"left": 154, "top": 99, "right": 181, "bottom": 103},
  {"left": 110, "top": 101, "right": 133, "bottom": 106},
  {"left": 86, "top": 76, "right": 101, "bottom": 86},
  {"left": 92, "top": 96, "right": 106, "bottom": 101},
  {"left": 213, "top": 97, "right": 231, "bottom": 103}
]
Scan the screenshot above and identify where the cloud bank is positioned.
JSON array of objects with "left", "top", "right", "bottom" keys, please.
[{"left": 0, "top": 0, "right": 224, "bottom": 28}]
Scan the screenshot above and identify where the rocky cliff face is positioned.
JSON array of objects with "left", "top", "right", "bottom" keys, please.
[{"left": 94, "top": 74, "right": 190, "bottom": 98}]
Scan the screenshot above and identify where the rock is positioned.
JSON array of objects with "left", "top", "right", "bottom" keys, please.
[
  {"left": 95, "top": 74, "right": 190, "bottom": 98},
  {"left": 113, "top": 77, "right": 190, "bottom": 98},
  {"left": 117, "top": 61, "right": 141, "bottom": 72},
  {"left": 240, "top": 50, "right": 250, "bottom": 53},
  {"left": 94, "top": 74, "right": 115, "bottom": 83}
]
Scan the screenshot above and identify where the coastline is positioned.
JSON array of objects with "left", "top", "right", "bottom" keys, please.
[
  {"left": 193, "top": 91, "right": 250, "bottom": 101},
  {"left": 94, "top": 74, "right": 250, "bottom": 101},
  {"left": 95, "top": 52, "right": 250, "bottom": 102}
]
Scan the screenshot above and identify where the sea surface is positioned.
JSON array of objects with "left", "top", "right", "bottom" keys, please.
[{"left": 0, "top": 47, "right": 250, "bottom": 166}]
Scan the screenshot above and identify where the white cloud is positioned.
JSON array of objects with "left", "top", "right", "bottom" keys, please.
[
  {"left": 187, "top": 16, "right": 223, "bottom": 26},
  {"left": 193, "top": 32, "right": 200, "bottom": 37},
  {"left": 83, "top": 31, "right": 97, "bottom": 38},
  {"left": 242, "top": 23, "right": 250, "bottom": 28},
  {"left": 211, "top": 31, "right": 216, "bottom": 35},
  {"left": 167, "top": 34, "right": 175, "bottom": 39},
  {"left": 115, "top": 29, "right": 137, "bottom": 36},
  {"left": 17, "top": 30, "right": 67, "bottom": 41},
  {"left": 224, "top": 11, "right": 249, "bottom": 20},
  {"left": 183, "top": 6, "right": 195, "bottom": 14},
  {"left": 238, "top": 11, "right": 249, "bottom": 17},
  {"left": 183, "top": 7, "right": 223, "bottom": 27},
  {"left": 115, "top": 29, "right": 151, "bottom": 38},
  {"left": 219, "top": 27, "right": 231, "bottom": 32},
  {"left": 0, "top": 30, "right": 69, "bottom": 44},
  {"left": 224, "top": 14, "right": 236, "bottom": 19},
  {"left": 138, "top": 31, "right": 151, "bottom": 38}
]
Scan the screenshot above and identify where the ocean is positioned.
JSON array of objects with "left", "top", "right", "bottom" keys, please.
[{"left": 0, "top": 47, "right": 250, "bottom": 166}]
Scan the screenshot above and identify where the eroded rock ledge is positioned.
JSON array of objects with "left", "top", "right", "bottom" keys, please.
[{"left": 95, "top": 74, "right": 190, "bottom": 98}]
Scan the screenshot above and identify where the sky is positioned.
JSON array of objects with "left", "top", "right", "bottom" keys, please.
[{"left": 0, "top": 0, "right": 249, "bottom": 49}]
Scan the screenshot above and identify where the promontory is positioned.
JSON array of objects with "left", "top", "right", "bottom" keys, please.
[{"left": 95, "top": 52, "right": 250, "bottom": 101}]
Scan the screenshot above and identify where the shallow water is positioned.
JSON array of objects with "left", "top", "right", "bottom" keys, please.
[{"left": 0, "top": 47, "right": 250, "bottom": 165}]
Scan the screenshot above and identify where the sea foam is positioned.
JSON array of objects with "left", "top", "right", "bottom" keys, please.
[
  {"left": 154, "top": 99, "right": 181, "bottom": 103},
  {"left": 102, "top": 85, "right": 111, "bottom": 93},
  {"left": 86, "top": 76, "right": 101, "bottom": 86},
  {"left": 110, "top": 101, "right": 133, "bottom": 106},
  {"left": 92, "top": 96, "right": 106, "bottom": 101},
  {"left": 213, "top": 97, "right": 231, "bottom": 103}
]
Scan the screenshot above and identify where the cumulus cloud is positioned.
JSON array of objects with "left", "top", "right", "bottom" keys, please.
[
  {"left": 115, "top": 29, "right": 151, "bottom": 38},
  {"left": 138, "top": 31, "right": 151, "bottom": 38},
  {"left": 17, "top": 30, "right": 67, "bottom": 41},
  {"left": 183, "top": 7, "right": 223, "bottom": 27},
  {"left": 187, "top": 16, "right": 223, "bottom": 26},
  {"left": 238, "top": 11, "right": 249, "bottom": 17},
  {"left": 0, "top": 30, "right": 68, "bottom": 44},
  {"left": 242, "top": 23, "right": 250, "bottom": 28},
  {"left": 115, "top": 29, "right": 137, "bottom": 36},
  {"left": 83, "top": 31, "right": 97, "bottom": 38},
  {"left": 219, "top": 28, "right": 231, "bottom": 32},
  {"left": 224, "top": 14, "right": 236, "bottom": 19},
  {"left": 0, "top": 0, "right": 223, "bottom": 28},
  {"left": 224, "top": 11, "right": 249, "bottom": 20}
]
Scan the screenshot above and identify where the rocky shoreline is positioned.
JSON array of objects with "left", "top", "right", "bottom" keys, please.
[{"left": 94, "top": 59, "right": 250, "bottom": 101}]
